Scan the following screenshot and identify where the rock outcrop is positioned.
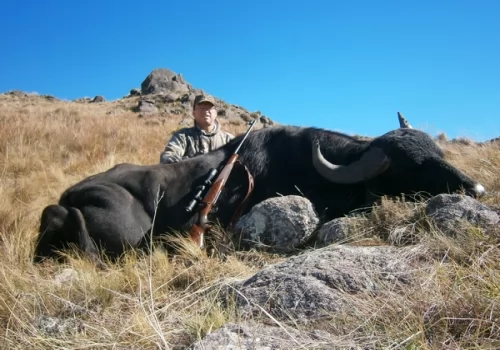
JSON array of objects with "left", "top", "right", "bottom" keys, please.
[
  {"left": 135, "top": 68, "right": 276, "bottom": 127},
  {"left": 140, "top": 68, "right": 190, "bottom": 95}
]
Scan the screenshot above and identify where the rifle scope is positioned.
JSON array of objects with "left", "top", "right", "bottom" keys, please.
[{"left": 185, "top": 168, "right": 218, "bottom": 212}]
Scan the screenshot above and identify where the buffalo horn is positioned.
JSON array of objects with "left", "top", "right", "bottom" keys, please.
[
  {"left": 312, "top": 141, "right": 391, "bottom": 184},
  {"left": 398, "top": 112, "right": 413, "bottom": 129}
]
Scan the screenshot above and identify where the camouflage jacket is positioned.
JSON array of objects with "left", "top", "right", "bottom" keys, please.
[{"left": 159, "top": 121, "right": 235, "bottom": 164}]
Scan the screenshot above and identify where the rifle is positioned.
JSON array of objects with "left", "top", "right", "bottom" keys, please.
[{"left": 187, "top": 119, "right": 257, "bottom": 249}]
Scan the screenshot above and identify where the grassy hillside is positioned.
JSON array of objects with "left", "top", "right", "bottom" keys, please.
[{"left": 0, "top": 92, "right": 499, "bottom": 349}]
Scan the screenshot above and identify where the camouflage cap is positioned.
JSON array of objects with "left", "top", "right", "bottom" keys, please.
[{"left": 193, "top": 94, "right": 216, "bottom": 108}]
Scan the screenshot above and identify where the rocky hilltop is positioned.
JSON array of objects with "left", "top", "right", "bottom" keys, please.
[
  {"left": 8, "top": 68, "right": 274, "bottom": 129},
  {"left": 2, "top": 69, "right": 498, "bottom": 145},
  {"left": 130, "top": 68, "right": 275, "bottom": 127}
]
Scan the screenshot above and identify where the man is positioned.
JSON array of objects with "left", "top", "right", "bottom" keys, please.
[{"left": 160, "top": 94, "right": 235, "bottom": 164}]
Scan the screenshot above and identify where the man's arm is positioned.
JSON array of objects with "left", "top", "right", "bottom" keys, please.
[{"left": 159, "top": 131, "right": 188, "bottom": 164}]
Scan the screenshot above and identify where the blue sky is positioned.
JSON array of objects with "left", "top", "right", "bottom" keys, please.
[{"left": 1, "top": 0, "right": 499, "bottom": 141}]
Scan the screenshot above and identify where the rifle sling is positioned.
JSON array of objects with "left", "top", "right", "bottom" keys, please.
[{"left": 228, "top": 160, "right": 255, "bottom": 230}]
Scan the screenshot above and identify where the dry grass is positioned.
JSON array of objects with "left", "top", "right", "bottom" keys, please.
[{"left": 0, "top": 92, "right": 499, "bottom": 349}]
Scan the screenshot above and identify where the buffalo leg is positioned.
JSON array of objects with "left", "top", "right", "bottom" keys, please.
[
  {"left": 34, "top": 204, "right": 68, "bottom": 263},
  {"left": 66, "top": 207, "right": 107, "bottom": 269}
]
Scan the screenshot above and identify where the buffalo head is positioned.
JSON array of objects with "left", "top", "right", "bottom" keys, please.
[{"left": 312, "top": 128, "right": 486, "bottom": 199}]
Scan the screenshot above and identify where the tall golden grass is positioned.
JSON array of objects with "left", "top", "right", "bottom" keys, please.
[{"left": 0, "top": 92, "right": 499, "bottom": 349}]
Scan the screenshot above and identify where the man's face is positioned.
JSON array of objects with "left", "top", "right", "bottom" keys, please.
[{"left": 194, "top": 102, "right": 217, "bottom": 130}]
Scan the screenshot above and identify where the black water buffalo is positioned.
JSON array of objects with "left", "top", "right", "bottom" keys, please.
[{"left": 33, "top": 124, "right": 485, "bottom": 265}]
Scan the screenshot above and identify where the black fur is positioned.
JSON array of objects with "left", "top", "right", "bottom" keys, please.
[{"left": 33, "top": 125, "right": 483, "bottom": 264}]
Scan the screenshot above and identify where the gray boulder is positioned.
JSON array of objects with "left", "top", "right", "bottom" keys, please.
[
  {"left": 141, "top": 68, "right": 190, "bottom": 95},
  {"left": 425, "top": 194, "right": 499, "bottom": 236},
  {"left": 233, "top": 195, "right": 319, "bottom": 253},
  {"left": 221, "top": 244, "right": 420, "bottom": 324}
]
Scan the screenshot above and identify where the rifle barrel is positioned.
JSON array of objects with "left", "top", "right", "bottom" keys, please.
[{"left": 234, "top": 119, "right": 257, "bottom": 155}]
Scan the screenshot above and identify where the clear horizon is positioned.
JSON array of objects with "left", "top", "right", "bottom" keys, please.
[{"left": 2, "top": 0, "right": 499, "bottom": 141}]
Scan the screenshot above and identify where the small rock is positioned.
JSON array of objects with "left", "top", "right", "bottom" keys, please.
[
  {"left": 54, "top": 268, "right": 78, "bottom": 287},
  {"left": 34, "top": 315, "right": 84, "bottom": 337},
  {"left": 90, "top": 95, "right": 105, "bottom": 103},
  {"left": 129, "top": 88, "right": 141, "bottom": 96},
  {"left": 136, "top": 99, "right": 158, "bottom": 114},
  {"left": 188, "top": 322, "right": 319, "bottom": 350},
  {"left": 315, "top": 217, "right": 351, "bottom": 247}
]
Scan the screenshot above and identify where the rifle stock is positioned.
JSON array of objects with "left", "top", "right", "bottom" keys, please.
[
  {"left": 188, "top": 154, "right": 239, "bottom": 247},
  {"left": 188, "top": 120, "right": 257, "bottom": 248}
]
